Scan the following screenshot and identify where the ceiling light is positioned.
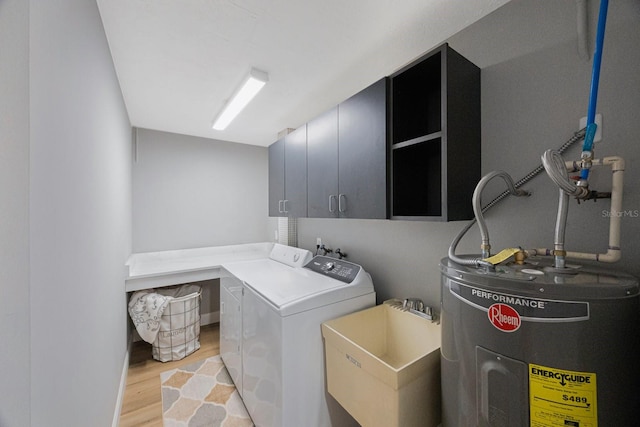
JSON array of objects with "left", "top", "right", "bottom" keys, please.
[{"left": 212, "top": 68, "right": 269, "bottom": 130}]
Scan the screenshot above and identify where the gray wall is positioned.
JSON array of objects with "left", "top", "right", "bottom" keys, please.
[
  {"left": 458, "top": 0, "right": 640, "bottom": 273},
  {"left": 132, "top": 129, "right": 270, "bottom": 324},
  {"left": 29, "top": 1, "right": 132, "bottom": 426},
  {"left": 0, "top": 1, "right": 31, "bottom": 426},
  {"left": 132, "top": 128, "right": 270, "bottom": 252},
  {"left": 291, "top": 0, "right": 640, "bottom": 313}
]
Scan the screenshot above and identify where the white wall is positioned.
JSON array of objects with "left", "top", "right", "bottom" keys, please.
[
  {"left": 292, "top": 0, "right": 640, "bottom": 313},
  {"left": 132, "top": 128, "right": 270, "bottom": 252},
  {"left": 29, "top": 1, "right": 132, "bottom": 426},
  {"left": 0, "top": 1, "right": 31, "bottom": 426}
]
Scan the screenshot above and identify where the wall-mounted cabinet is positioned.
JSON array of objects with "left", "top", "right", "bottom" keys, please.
[
  {"left": 307, "top": 107, "right": 339, "bottom": 218},
  {"left": 337, "top": 78, "right": 388, "bottom": 219},
  {"left": 390, "top": 43, "right": 480, "bottom": 221},
  {"left": 269, "top": 44, "right": 478, "bottom": 221},
  {"left": 268, "top": 125, "right": 307, "bottom": 217},
  {"left": 268, "top": 137, "right": 284, "bottom": 216},
  {"left": 306, "top": 78, "right": 388, "bottom": 219}
]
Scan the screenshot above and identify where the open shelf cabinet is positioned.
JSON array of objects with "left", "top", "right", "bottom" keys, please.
[{"left": 390, "top": 43, "right": 481, "bottom": 221}]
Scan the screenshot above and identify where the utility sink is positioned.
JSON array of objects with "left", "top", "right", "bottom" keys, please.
[{"left": 321, "top": 302, "right": 442, "bottom": 427}]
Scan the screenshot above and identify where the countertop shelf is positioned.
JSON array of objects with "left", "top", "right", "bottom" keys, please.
[{"left": 125, "top": 242, "right": 274, "bottom": 292}]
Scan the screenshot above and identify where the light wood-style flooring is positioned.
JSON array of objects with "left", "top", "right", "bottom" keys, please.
[{"left": 119, "top": 323, "right": 221, "bottom": 427}]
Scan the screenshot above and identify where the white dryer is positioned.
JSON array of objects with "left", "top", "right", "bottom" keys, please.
[{"left": 220, "top": 243, "right": 375, "bottom": 427}]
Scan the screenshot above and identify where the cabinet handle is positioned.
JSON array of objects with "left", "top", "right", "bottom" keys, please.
[
  {"left": 278, "top": 200, "right": 284, "bottom": 213},
  {"left": 283, "top": 199, "right": 289, "bottom": 213},
  {"left": 338, "top": 194, "right": 347, "bottom": 213},
  {"left": 329, "top": 195, "right": 336, "bottom": 213}
]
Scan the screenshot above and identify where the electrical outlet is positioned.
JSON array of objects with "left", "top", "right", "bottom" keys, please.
[{"left": 580, "top": 113, "right": 603, "bottom": 143}]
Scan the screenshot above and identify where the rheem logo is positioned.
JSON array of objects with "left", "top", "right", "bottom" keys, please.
[{"left": 488, "top": 303, "right": 521, "bottom": 332}]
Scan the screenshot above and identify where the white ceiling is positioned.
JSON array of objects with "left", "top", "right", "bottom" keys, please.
[{"left": 97, "top": 0, "right": 511, "bottom": 147}]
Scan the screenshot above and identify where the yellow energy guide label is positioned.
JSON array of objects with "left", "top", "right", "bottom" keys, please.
[{"left": 529, "top": 363, "right": 597, "bottom": 427}]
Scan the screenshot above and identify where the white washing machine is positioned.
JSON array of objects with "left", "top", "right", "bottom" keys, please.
[{"left": 220, "top": 243, "right": 376, "bottom": 427}]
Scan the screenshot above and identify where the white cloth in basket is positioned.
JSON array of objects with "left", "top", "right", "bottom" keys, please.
[
  {"left": 128, "top": 284, "right": 201, "bottom": 344},
  {"left": 128, "top": 290, "right": 170, "bottom": 343}
]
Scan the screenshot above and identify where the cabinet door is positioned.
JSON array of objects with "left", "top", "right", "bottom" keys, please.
[
  {"left": 220, "top": 277, "right": 243, "bottom": 395},
  {"left": 284, "top": 125, "right": 308, "bottom": 217},
  {"left": 307, "top": 107, "right": 339, "bottom": 218},
  {"left": 268, "top": 138, "right": 285, "bottom": 217},
  {"left": 338, "top": 78, "right": 388, "bottom": 219}
]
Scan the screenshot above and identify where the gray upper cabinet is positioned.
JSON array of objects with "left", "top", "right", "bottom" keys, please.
[
  {"left": 270, "top": 45, "right": 478, "bottom": 222},
  {"left": 337, "top": 78, "right": 388, "bottom": 219},
  {"left": 284, "top": 124, "right": 308, "bottom": 217},
  {"left": 390, "top": 43, "right": 480, "bottom": 221},
  {"left": 268, "top": 125, "right": 308, "bottom": 217},
  {"left": 268, "top": 137, "right": 285, "bottom": 217},
  {"left": 306, "top": 79, "right": 388, "bottom": 219},
  {"left": 307, "top": 107, "right": 339, "bottom": 218}
]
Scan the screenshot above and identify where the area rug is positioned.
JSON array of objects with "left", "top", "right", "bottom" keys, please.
[{"left": 161, "top": 355, "right": 253, "bottom": 426}]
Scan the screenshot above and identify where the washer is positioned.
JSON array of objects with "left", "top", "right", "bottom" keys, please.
[{"left": 220, "top": 244, "right": 375, "bottom": 427}]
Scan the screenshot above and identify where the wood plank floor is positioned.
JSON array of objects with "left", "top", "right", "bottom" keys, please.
[{"left": 119, "top": 323, "right": 221, "bottom": 427}]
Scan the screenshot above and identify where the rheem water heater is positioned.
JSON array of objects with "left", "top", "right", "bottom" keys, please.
[{"left": 440, "top": 257, "right": 640, "bottom": 426}]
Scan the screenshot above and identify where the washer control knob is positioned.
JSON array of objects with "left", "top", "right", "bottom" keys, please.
[{"left": 325, "top": 262, "right": 335, "bottom": 271}]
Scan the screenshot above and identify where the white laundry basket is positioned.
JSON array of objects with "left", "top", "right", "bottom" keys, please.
[{"left": 152, "top": 285, "right": 202, "bottom": 362}]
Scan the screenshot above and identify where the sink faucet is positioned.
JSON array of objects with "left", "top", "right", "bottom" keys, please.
[
  {"left": 403, "top": 298, "right": 435, "bottom": 321},
  {"left": 423, "top": 306, "right": 435, "bottom": 321}
]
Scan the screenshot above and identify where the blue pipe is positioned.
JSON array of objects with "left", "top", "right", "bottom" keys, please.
[{"left": 581, "top": 0, "right": 609, "bottom": 180}]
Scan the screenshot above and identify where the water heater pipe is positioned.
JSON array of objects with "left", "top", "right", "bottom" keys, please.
[
  {"left": 586, "top": 0, "right": 609, "bottom": 137},
  {"left": 542, "top": 149, "right": 589, "bottom": 198},
  {"left": 580, "top": 0, "right": 609, "bottom": 184},
  {"left": 473, "top": 171, "right": 530, "bottom": 258},
  {"left": 448, "top": 130, "right": 585, "bottom": 269},
  {"left": 448, "top": 171, "right": 530, "bottom": 270},
  {"left": 553, "top": 189, "right": 570, "bottom": 268},
  {"left": 483, "top": 128, "right": 586, "bottom": 212},
  {"left": 529, "top": 156, "right": 624, "bottom": 263}
]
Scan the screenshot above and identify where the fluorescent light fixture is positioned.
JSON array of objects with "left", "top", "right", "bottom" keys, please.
[{"left": 212, "top": 68, "right": 269, "bottom": 130}]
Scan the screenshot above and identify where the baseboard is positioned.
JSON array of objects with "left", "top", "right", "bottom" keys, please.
[
  {"left": 201, "top": 310, "right": 220, "bottom": 326},
  {"left": 112, "top": 336, "right": 132, "bottom": 427}
]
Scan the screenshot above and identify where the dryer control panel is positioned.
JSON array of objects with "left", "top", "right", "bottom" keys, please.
[{"left": 304, "top": 256, "right": 361, "bottom": 283}]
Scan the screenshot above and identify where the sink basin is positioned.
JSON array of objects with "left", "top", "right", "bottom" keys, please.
[{"left": 321, "top": 303, "right": 441, "bottom": 427}]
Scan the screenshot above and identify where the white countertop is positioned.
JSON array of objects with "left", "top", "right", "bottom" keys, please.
[{"left": 125, "top": 242, "right": 274, "bottom": 292}]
